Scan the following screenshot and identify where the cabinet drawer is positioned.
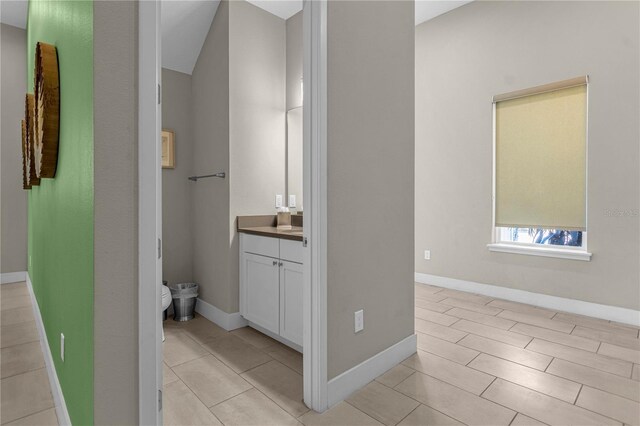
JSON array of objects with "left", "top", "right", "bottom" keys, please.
[
  {"left": 280, "top": 239, "right": 303, "bottom": 264},
  {"left": 242, "top": 233, "right": 279, "bottom": 258}
]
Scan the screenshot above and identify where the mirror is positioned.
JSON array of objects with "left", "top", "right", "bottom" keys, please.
[{"left": 287, "top": 107, "right": 303, "bottom": 211}]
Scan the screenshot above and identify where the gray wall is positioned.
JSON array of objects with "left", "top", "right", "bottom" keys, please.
[
  {"left": 191, "top": 0, "right": 286, "bottom": 314},
  {"left": 191, "top": 0, "right": 232, "bottom": 312},
  {"left": 229, "top": 0, "right": 286, "bottom": 312},
  {"left": 415, "top": 1, "right": 640, "bottom": 310},
  {"left": 93, "top": 1, "right": 138, "bottom": 423},
  {"left": 162, "top": 68, "right": 194, "bottom": 286},
  {"left": 286, "top": 11, "right": 303, "bottom": 110},
  {"left": 1, "top": 24, "right": 27, "bottom": 274},
  {"left": 327, "top": 0, "right": 415, "bottom": 380}
]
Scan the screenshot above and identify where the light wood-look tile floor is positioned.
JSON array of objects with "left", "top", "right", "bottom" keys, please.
[
  {"left": 164, "top": 283, "right": 640, "bottom": 426},
  {"left": 0, "top": 282, "right": 58, "bottom": 425},
  {"left": 3, "top": 281, "right": 638, "bottom": 425}
]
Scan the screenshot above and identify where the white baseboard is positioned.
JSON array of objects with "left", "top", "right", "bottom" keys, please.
[
  {"left": 195, "top": 298, "right": 247, "bottom": 331},
  {"left": 327, "top": 334, "right": 417, "bottom": 407},
  {"left": 1, "top": 271, "right": 27, "bottom": 284},
  {"left": 415, "top": 272, "right": 640, "bottom": 327},
  {"left": 26, "top": 274, "right": 71, "bottom": 426}
]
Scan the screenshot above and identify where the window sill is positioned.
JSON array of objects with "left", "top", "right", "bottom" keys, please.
[{"left": 487, "top": 243, "right": 592, "bottom": 262}]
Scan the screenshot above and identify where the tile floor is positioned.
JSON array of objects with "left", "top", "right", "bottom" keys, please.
[
  {"left": 0, "top": 282, "right": 58, "bottom": 425},
  {"left": 164, "top": 283, "right": 640, "bottom": 426},
  {"left": 2, "top": 281, "right": 639, "bottom": 426}
]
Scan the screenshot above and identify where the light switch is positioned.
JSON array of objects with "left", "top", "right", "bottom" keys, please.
[
  {"left": 288, "top": 195, "right": 296, "bottom": 208},
  {"left": 275, "top": 194, "right": 283, "bottom": 208}
]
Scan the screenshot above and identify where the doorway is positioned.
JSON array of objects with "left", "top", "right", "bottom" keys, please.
[{"left": 138, "top": 1, "right": 330, "bottom": 423}]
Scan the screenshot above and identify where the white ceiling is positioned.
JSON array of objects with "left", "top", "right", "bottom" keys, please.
[
  {"left": 162, "top": 0, "right": 302, "bottom": 74},
  {"left": 0, "top": 0, "right": 28, "bottom": 28},
  {"left": 1, "top": 0, "right": 471, "bottom": 74},
  {"left": 162, "top": 0, "right": 221, "bottom": 74},
  {"left": 246, "top": 0, "right": 302, "bottom": 20},
  {"left": 415, "top": 0, "right": 472, "bottom": 26}
]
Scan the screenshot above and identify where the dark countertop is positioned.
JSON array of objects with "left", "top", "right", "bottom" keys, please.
[
  {"left": 237, "top": 225, "right": 304, "bottom": 241},
  {"left": 236, "top": 215, "right": 303, "bottom": 241}
]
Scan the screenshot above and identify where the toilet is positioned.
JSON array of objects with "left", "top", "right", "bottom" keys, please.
[{"left": 161, "top": 284, "right": 172, "bottom": 341}]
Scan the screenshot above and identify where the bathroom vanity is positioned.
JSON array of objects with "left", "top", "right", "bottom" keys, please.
[
  {"left": 236, "top": 102, "right": 304, "bottom": 353},
  {"left": 238, "top": 216, "right": 303, "bottom": 352}
]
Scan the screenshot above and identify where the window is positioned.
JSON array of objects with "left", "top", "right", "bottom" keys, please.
[
  {"left": 497, "top": 227, "right": 583, "bottom": 247},
  {"left": 488, "top": 77, "right": 592, "bottom": 261}
]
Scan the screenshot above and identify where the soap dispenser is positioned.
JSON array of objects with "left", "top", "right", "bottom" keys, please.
[{"left": 277, "top": 207, "right": 292, "bottom": 230}]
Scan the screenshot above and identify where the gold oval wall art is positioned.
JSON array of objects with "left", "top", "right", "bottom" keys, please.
[
  {"left": 25, "top": 93, "right": 40, "bottom": 187},
  {"left": 33, "top": 41, "right": 60, "bottom": 179},
  {"left": 21, "top": 120, "right": 30, "bottom": 190}
]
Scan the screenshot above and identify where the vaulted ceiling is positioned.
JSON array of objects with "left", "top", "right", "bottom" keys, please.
[
  {"left": 162, "top": 0, "right": 222, "bottom": 74},
  {"left": 1, "top": 0, "right": 472, "bottom": 75}
]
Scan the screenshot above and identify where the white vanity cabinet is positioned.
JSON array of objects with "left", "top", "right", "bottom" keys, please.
[
  {"left": 240, "top": 233, "right": 303, "bottom": 349},
  {"left": 279, "top": 260, "right": 303, "bottom": 345},
  {"left": 242, "top": 253, "right": 281, "bottom": 335}
]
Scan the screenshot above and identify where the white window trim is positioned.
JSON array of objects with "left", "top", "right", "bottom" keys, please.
[
  {"left": 489, "top": 78, "right": 592, "bottom": 262},
  {"left": 487, "top": 242, "right": 592, "bottom": 261},
  {"left": 488, "top": 229, "right": 592, "bottom": 261}
]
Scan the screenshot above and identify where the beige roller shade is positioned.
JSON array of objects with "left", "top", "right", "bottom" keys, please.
[{"left": 495, "top": 81, "right": 587, "bottom": 231}]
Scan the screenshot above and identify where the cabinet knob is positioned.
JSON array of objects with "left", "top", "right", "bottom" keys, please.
[
  {"left": 279, "top": 262, "right": 283, "bottom": 267},
  {"left": 272, "top": 260, "right": 278, "bottom": 266}
]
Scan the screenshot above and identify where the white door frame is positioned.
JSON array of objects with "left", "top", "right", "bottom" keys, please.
[
  {"left": 302, "top": 0, "right": 329, "bottom": 413},
  {"left": 138, "top": 1, "right": 163, "bottom": 424}
]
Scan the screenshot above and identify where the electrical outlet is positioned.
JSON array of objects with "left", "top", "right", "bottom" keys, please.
[
  {"left": 60, "top": 333, "right": 65, "bottom": 362},
  {"left": 424, "top": 250, "right": 431, "bottom": 260},
  {"left": 29, "top": 255, "right": 32, "bottom": 268},
  {"left": 288, "top": 195, "right": 296, "bottom": 208},
  {"left": 354, "top": 309, "right": 364, "bottom": 333},
  {"left": 275, "top": 194, "right": 283, "bottom": 208}
]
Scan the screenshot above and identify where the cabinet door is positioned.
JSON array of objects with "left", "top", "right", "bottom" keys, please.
[
  {"left": 279, "top": 260, "right": 303, "bottom": 347},
  {"left": 243, "top": 253, "right": 280, "bottom": 335}
]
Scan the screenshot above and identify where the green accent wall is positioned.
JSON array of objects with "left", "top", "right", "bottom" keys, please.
[{"left": 27, "top": 0, "right": 94, "bottom": 424}]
